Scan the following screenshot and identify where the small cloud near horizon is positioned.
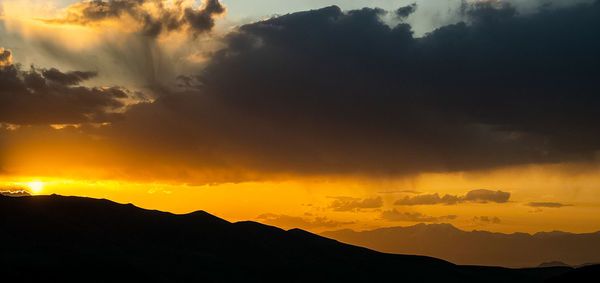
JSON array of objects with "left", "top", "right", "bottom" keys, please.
[
  {"left": 394, "top": 189, "right": 510, "bottom": 206},
  {"left": 381, "top": 209, "right": 457, "bottom": 222},
  {"left": 256, "top": 213, "right": 354, "bottom": 230},
  {"left": 527, "top": 202, "right": 572, "bottom": 208},
  {"left": 473, "top": 216, "right": 501, "bottom": 224},
  {"left": 328, "top": 196, "right": 383, "bottom": 212},
  {"left": 0, "top": 185, "right": 32, "bottom": 197}
]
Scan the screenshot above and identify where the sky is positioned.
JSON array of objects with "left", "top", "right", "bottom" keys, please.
[{"left": 1, "top": 0, "right": 600, "bottom": 235}]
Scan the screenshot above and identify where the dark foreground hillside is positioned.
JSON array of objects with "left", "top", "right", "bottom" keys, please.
[{"left": 0, "top": 195, "right": 596, "bottom": 282}]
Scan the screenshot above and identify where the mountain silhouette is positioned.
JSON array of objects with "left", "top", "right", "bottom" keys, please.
[
  {"left": 321, "top": 223, "right": 600, "bottom": 268},
  {"left": 0, "top": 194, "right": 595, "bottom": 282}
]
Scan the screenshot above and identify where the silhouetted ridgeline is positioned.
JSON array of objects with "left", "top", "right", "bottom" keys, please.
[
  {"left": 321, "top": 223, "right": 600, "bottom": 268},
  {"left": 0, "top": 194, "right": 597, "bottom": 282}
]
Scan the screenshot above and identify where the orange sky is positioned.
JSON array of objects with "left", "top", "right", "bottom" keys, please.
[{"left": 3, "top": 161, "right": 600, "bottom": 234}]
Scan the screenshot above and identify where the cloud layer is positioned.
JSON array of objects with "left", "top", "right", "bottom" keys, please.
[
  {"left": 115, "top": 1, "right": 600, "bottom": 177},
  {"left": 394, "top": 189, "right": 510, "bottom": 205},
  {"left": 42, "top": 0, "right": 226, "bottom": 37},
  {"left": 2, "top": 1, "right": 600, "bottom": 182}
]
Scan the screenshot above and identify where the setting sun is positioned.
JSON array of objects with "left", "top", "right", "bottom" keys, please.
[{"left": 26, "top": 181, "right": 44, "bottom": 194}]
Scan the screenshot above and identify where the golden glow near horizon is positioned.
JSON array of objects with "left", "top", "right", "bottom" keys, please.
[
  {"left": 3, "top": 163, "right": 600, "bottom": 235},
  {"left": 25, "top": 181, "right": 45, "bottom": 194}
]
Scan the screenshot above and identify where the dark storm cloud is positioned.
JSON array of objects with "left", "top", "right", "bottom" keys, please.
[
  {"left": 381, "top": 209, "right": 456, "bottom": 222},
  {"left": 527, "top": 202, "right": 571, "bottom": 208},
  {"left": 135, "top": 1, "right": 597, "bottom": 176},
  {"left": 396, "top": 3, "right": 417, "bottom": 19},
  {"left": 184, "top": 0, "right": 225, "bottom": 36},
  {"left": 0, "top": 52, "right": 127, "bottom": 125},
  {"left": 6, "top": 1, "right": 600, "bottom": 180},
  {"left": 394, "top": 189, "right": 510, "bottom": 205},
  {"left": 43, "top": 0, "right": 225, "bottom": 37},
  {"left": 328, "top": 196, "right": 383, "bottom": 212}
]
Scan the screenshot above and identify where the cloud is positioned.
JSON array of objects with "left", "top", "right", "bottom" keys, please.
[
  {"left": 42, "top": 0, "right": 226, "bottom": 37},
  {"left": 462, "top": 189, "right": 510, "bottom": 203},
  {"left": 0, "top": 48, "right": 12, "bottom": 66},
  {"left": 143, "top": 1, "right": 599, "bottom": 177},
  {"left": 0, "top": 51, "right": 128, "bottom": 125},
  {"left": 2, "top": 1, "right": 600, "bottom": 183},
  {"left": 474, "top": 216, "right": 501, "bottom": 224},
  {"left": 41, "top": 68, "right": 97, "bottom": 86},
  {"left": 381, "top": 209, "right": 457, "bottom": 222},
  {"left": 256, "top": 213, "right": 353, "bottom": 230},
  {"left": 394, "top": 189, "right": 510, "bottom": 205},
  {"left": 394, "top": 193, "right": 459, "bottom": 205},
  {"left": 0, "top": 190, "right": 31, "bottom": 197},
  {"left": 0, "top": 185, "right": 32, "bottom": 197},
  {"left": 396, "top": 3, "right": 417, "bottom": 19},
  {"left": 527, "top": 202, "right": 572, "bottom": 208},
  {"left": 328, "top": 196, "right": 383, "bottom": 212}
]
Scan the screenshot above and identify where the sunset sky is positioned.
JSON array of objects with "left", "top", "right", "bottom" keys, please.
[{"left": 1, "top": 0, "right": 600, "bottom": 234}]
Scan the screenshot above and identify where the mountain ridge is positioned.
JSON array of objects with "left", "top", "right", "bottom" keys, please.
[
  {"left": 321, "top": 223, "right": 600, "bottom": 268},
  {"left": 1, "top": 194, "right": 596, "bottom": 282}
]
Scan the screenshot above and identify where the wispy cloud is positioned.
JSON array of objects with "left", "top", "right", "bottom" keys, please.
[
  {"left": 527, "top": 202, "right": 572, "bottom": 208},
  {"left": 381, "top": 209, "right": 457, "bottom": 222},
  {"left": 328, "top": 196, "right": 383, "bottom": 212},
  {"left": 394, "top": 189, "right": 510, "bottom": 206},
  {"left": 256, "top": 213, "right": 354, "bottom": 230}
]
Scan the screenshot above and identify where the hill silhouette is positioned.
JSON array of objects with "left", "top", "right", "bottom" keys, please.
[
  {"left": 0, "top": 194, "right": 596, "bottom": 282},
  {"left": 321, "top": 223, "right": 600, "bottom": 268}
]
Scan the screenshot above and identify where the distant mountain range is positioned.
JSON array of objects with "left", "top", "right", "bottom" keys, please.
[
  {"left": 1, "top": 194, "right": 597, "bottom": 282},
  {"left": 321, "top": 223, "right": 600, "bottom": 268}
]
